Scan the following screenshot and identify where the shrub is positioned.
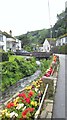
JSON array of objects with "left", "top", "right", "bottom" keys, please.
[
  {"left": 1, "top": 57, "right": 38, "bottom": 92},
  {"left": 0, "top": 52, "right": 9, "bottom": 62},
  {"left": 51, "top": 44, "right": 67, "bottom": 54},
  {"left": 8, "top": 50, "right": 15, "bottom": 55}
]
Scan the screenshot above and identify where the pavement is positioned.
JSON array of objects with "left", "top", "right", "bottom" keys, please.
[{"left": 52, "top": 54, "right": 66, "bottom": 119}]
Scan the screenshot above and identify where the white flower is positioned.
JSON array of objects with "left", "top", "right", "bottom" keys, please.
[
  {"left": 22, "top": 106, "right": 26, "bottom": 111},
  {"left": 35, "top": 88, "right": 38, "bottom": 92},
  {"left": 10, "top": 111, "right": 18, "bottom": 118},
  {"left": 16, "top": 103, "right": 24, "bottom": 110}
]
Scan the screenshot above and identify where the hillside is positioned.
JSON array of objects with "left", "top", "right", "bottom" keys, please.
[
  {"left": 16, "top": 28, "right": 51, "bottom": 51},
  {"left": 16, "top": 8, "right": 67, "bottom": 51}
]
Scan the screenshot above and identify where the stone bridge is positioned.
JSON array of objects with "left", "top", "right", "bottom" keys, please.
[{"left": 17, "top": 52, "right": 53, "bottom": 59}]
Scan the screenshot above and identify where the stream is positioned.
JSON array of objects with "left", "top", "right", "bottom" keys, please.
[{"left": 0, "top": 70, "right": 41, "bottom": 105}]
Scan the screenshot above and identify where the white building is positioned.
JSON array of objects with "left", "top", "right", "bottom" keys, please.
[
  {"left": 56, "top": 34, "right": 67, "bottom": 46},
  {"left": 39, "top": 38, "right": 56, "bottom": 52},
  {"left": 0, "top": 30, "right": 21, "bottom": 52},
  {"left": 0, "top": 31, "right": 7, "bottom": 51},
  {"left": 43, "top": 39, "right": 50, "bottom": 52}
]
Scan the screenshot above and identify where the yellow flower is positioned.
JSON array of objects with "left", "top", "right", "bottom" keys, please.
[
  {"left": 31, "top": 101, "right": 35, "bottom": 106},
  {"left": 13, "top": 97, "right": 20, "bottom": 106},
  {"left": 39, "top": 80, "right": 42, "bottom": 83},
  {"left": 6, "top": 112, "right": 10, "bottom": 118},
  {"left": 34, "top": 101, "right": 37, "bottom": 106},
  {"left": 31, "top": 101, "right": 37, "bottom": 107},
  {"left": 36, "top": 86, "right": 38, "bottom": 88},
  {"left": 1, "top": 109, "right": 7, "bottom": 115},
  {"left": 36, "top": 85, "right": 40, "bottom": 88},
  {"left": 16, "top": 97, "right": 20, "bottom": 101},
  {"left": 32, "top": 81, "right": 36, "bottom": 85},
  {"left": 36, "top": 81, "right": 38, "bottom": 84},
  {"left": 25, "top": 85, "right": 32, "bottom": 90},
  {"left": 14, "top": 101, "right": 18, "bottom": 106}
]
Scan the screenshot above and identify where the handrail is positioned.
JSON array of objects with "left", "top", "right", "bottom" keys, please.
[{"left": 34, "top": 84, "right": 48, "bottom": 119}]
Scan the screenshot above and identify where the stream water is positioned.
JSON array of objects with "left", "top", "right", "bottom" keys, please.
[{"left": 0, "top": 70, "right": 41, "bottom": 105}]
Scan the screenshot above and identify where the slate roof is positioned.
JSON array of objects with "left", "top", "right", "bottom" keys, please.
[{"left": 2, "top": 31, "right": 16, "bottom": 39}]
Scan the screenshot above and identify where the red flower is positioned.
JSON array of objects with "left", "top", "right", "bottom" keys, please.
[
  {"left": 22, "top": 107, "right": 35, "bottom": 118},
  {"left": 18, "top": 92, "right": 26, "bottom": 99},
  {"left": 29, "top": 108, "right": 35, "bottom": 112},
  {"left": 28, "top": 90, "right": 34, "bottom": 97},
  {"left": 22, "top": 111, "right": 27, "bottom": 118},
  {"left": 6, "top": 102, "right": 14, "bottom": 108},
  {"left": 44, "top": 73, "right": 50, "bottom": 77},
  {"left": 22, "top": 108, "right": 29, "bottom": 118},
  {"left": 22, "top": 99, "right": 25, "bottom": 103},
  {"left": 25, "top": 97, "right": 30, "bottom": 104}
]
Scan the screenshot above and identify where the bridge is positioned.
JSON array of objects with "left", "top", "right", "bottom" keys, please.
[{"left": 16, "top": 52, "right": 53, "bottom": 59}]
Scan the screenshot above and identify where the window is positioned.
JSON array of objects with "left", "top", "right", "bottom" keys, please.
[
  {"left": 0, "top": 45, "right": 3, "bottom": 50},
  {"left": 0, "top": 34, "right": 3, "bottom": 41},
  {"left": 65, "top": 37, "right": 67, "bottom": 43}
]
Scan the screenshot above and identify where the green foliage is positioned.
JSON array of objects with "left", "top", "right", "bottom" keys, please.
[
  {"left": 0, "top": 52, "right": 9, "bottom": 62},
  {"left": 52, "top": 8, "right": 67, "bottom": 38},
  {"left": 40, "top": 58, "right": 52, "bottom": 73},
  {"left": 51, "top": 44, "right": 67, "bottom": 54},
  {"left": 8, "top": 50, "right": 15, "bottom": 55},
  {"left": 16, "top": 8, "right": 67, "bottom": 49},
  {"left": 9, "top": 55, "right": 24, "bottom": 62},
  {"left": 1, "top": 57, "right": 38, "bottom": 92},
  {"left": 16, "top": 29, "right": 49, "bottom": 51},
  {"left": 45, "top": 80, "right": 54, "bottom": 100}
]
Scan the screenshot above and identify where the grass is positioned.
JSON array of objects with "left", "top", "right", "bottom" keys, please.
[{"left": 9, "top": 55, "right": 24, "bottom": 62}]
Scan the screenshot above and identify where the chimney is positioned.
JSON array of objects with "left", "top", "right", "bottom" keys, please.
[{"left": 9, "top": 30, "right": 12, "bottom": 36}]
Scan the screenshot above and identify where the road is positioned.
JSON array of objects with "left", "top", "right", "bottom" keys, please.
[{"left": 52, "top": 54, "right": 67, "bottom": 119}]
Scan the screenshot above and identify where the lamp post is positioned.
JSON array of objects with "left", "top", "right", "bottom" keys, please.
[{"left": 50, "top": 25, "right": 52, "bottom": 38}]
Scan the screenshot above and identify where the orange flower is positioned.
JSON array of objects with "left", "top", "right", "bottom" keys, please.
[
  {"left": 28, "top": 90, "right": 34, "bottom": 97},
  {"left": 53, "top": 55, "right": 57, "bottom": 62},
  {"left": 6, "top": 102, "right": 14, "bottom": 108}
]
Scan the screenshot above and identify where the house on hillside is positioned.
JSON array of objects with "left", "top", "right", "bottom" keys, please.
[
  {"left": 43, "top": 39, "right": 50, "bottom": 52},
  {"left": 39, "top": 38, "right": 56, "bottom": 52},
  {"left": 56, "top": 34, "right": 67, "bottom": 46},
  {"left": 0, "top": 30, "right": 21, "bottom": 52}
]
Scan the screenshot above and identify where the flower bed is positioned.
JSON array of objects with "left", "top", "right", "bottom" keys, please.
[
  {"left": 0, "top": 78, "right": 48, "bottom": 120},
  {"left": 44, "top": 55, "right": 59, "bottom": 77},
  {"left": 0, "top": 55, "right": 59, "bottom": 120}
]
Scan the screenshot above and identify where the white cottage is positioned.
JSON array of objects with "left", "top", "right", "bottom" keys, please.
[
  {"left": 0, "top": 30, "right": 21, "bottom": 52},
  {"left": 43, "top": 39, "right": 50, "bottom": 52},
  {"left": 56, "top": 34, "right": 67, "bottom": 46},
  {"left": 0, "top": 30, "right": 7, "bottom": 51},
  {"left": 39, "top": 38, "right": 56, "bottom": 52}
]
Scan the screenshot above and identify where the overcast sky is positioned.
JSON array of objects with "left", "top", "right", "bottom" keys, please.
[{"left": 0, "top": 0, "right": 66, "bottom": 36}]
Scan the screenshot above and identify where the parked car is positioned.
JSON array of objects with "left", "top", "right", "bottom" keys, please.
[{"left": 15, "top": 50, "right": 29, "bottom": 55}]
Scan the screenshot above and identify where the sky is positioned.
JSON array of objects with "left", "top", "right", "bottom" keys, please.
[{"left": 0, "top": 0, "right": 66, "bottom": 36}]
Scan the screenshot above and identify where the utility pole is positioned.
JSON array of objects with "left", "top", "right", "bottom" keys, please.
[{"left": 48, "top": 0, "right": 52, "bottom": 38}]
